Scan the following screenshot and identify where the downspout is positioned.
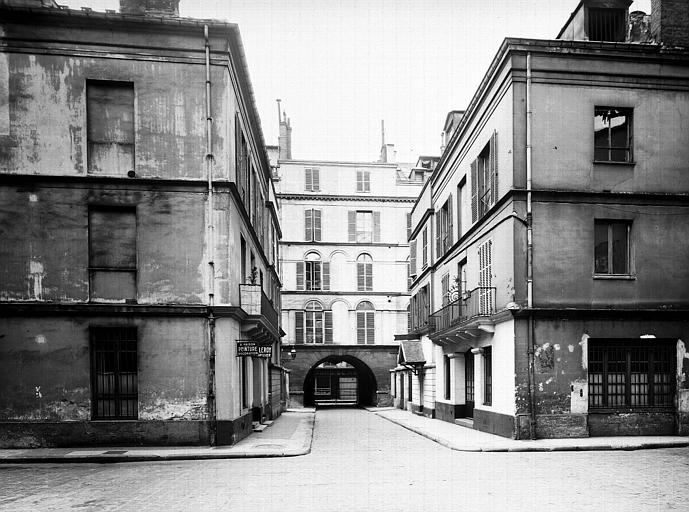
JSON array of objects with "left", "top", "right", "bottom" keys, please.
[
  {"left": 204, "top": 24, "right": 217, "bottom": 446},
  {"left": 525, "top": 51, "right": 537, "bottom": 439}
]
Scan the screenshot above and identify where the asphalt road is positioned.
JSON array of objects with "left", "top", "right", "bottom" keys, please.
[{"left": 1, "top": 408, "right": 688, "bottom": 511}]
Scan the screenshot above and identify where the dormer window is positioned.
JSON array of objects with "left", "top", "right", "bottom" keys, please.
[{"left": 588, "top": 8, "right": 626, "bottom": 42}]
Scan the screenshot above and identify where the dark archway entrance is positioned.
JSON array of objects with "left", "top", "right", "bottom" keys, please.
[{"left": 303, "top": 355, "right": 378, "bottom": 407}]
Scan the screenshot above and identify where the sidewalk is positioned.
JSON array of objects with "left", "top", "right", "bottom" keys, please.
[
  {"left": 0, "top": 409, "right": 315, "bottom": 464},
  {"left": 369, "top": 407, "right": 689, "bottom": 452}
]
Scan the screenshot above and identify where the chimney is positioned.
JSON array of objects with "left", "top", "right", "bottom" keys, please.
[
  {"left": 278, "top": 111, "right": 292, "bottom": 160},
  {"left": 628, "top": 11, "right": 653, "bottom": 43},
  {"left": 120, "top": 0, "right": 179, "bottom": 16},
  {"left": 651, "top": 0, "right": 689, "bottom": 47}
]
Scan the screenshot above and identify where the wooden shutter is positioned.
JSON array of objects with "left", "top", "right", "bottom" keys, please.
[
  {"left": 312, "top": 168, "right": 320, "bottom": 191},
  {"left": 305, "top": 209, "right": 312, "bottom": 241},
  {"left": 366, "top": 312, "right": 374, "bottom": 344},
  {"left": 357, "top": 262, "right": 365, "bottom": 291},
  {"left": 356, "top": 170, "right": 362, "bottom": 192},
  {"left": 235, "top": 113, "right": 242, "bottom": 191},
  {"left": 490, "top": 131, "right": 498, "bottom": 206},
  {"left": 373, "top": 211, "right": 381, "bottom": 242},
  {"left": 322, "top": 262, "right": 330, "bottom": 290},
  {"left": 406, "top": 212, "right": 411, "bottom": 241},
  {"left": 410, "top": 240, "right": 417, "bottom": 275},
  {"left": 296, "top": 262, "right": 304, "bottom": 290},
  {"left": 471, "top": 159, "right": 478, "bottom": 223},
  {"left": 295, "top": 311, "right": 304, "bottom": 344},
  {"left": 422, "top": 228, "right": 428, "bottom": 267},
  {"left": 324, "top": 311, "right": 333, "bottom": 343},
  {"left": 305, "top": 168, "right": 312, "bottom": 191},
  {"left": 348, "top": 211, "right": 356, "bottom": 242},
  {"left": 356, "top": 312, "right": 365, "bottom": 344},
  {"left": 447, "top": 195, "right": 453, "bottom": 246},
  {"left": 314, "top": 210, "right": 322, "bottom": 241},
  {"left": 436, "top": 211, "right": 442, "bottom": 257},
  {"left": 364, "top": 171, "right": 370, "bottom": 192},
  {"left": 313, "top": 262, "right": 321, "bottom": 290},
  {"left": 365, "top": 263, "right": 373, "bottom": 291}
]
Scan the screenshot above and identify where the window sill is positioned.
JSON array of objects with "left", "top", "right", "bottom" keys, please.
[
  {"left": 593, "top": 160, "right": 636, "bottom": 166},
  {"left": 593, "top": 274, "right": 636, "bottom": 280}
]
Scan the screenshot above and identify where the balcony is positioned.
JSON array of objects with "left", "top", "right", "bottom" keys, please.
[
  {"left": 429, "top": 287, "right": 496, "bottom": 341},
  {"left": 239, "top": 284, "right": 280, "bottom": 342}
]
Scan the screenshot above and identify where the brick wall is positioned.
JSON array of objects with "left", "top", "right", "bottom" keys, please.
[{"left": 651, "top": 0, "right": 689, "bottom": 47}]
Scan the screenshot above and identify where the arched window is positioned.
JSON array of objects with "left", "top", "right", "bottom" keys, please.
[
  {"left": 295, "top": 300, "right": 332, "bottom": 344},
  {"left": 296, "top": 252, "right": 330, "bottom": 291},
  {"left": 356, "top": 253, "right": 373, "bottom": 291},
  {"left": 356, "top": 301, "right": 375, "bottom": 344}
]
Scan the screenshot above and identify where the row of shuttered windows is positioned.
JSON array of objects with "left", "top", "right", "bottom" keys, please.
[{"left": 294, "top": 301, "right": 375, "bottom": 344}]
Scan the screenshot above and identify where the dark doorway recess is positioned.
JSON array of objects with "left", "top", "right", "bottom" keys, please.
[{"left": 303, "top": 355, "right": 378, "bottom": 407}]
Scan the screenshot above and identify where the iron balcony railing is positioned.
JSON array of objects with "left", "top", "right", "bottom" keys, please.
[{"left": 429, "top": 286, "right": 496, "bottom": 333}]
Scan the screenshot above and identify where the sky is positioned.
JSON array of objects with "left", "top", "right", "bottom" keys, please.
[{"left": 63, "top": 0, "right": 652, "bottom": 163}]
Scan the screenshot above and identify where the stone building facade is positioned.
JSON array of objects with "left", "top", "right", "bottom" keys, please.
[
  {"left": 0, "top": 0, "right": 284, "bottom": 447},
  {"left": 275, "top": 120, "right": 428, "bottom": 407},
  {"left": 394, "top": 0, "right": 689, "bottom": 438}
]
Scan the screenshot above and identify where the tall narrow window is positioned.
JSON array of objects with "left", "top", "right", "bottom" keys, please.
[
  {"left": 594, "top": 220, "right": 630, "bottom": 275},
  {"left": 235, "top": 114, "right": 249, "bottom": 207},
  {"left": 89, "top": 208, "right": 136, "bottom": 302},
  {"left": 240, "top": 236, "right": 247, "bottom": 283},
  {"left": 295, "top": 301, "right": 332, "bottom": 344},
  {"left": 356, "top": 301, "right": 375, "bottom": 344},
  {"left": 356, "top": 254, "right": 373, "bottom": 291},
  {"left": 304, "top": 209, "right": 322, "bottom": 242},
  {"left": 241, "top": 354, "right": 248, "bottom": 409},
  {"left": 478, "top": 240, "right": 493, "bottom": 315},
  {"left": 87, "top": 81, "right": 134, "bottom": 175},
  {"left": 356, "top": 169, "right": 371, "bottom": 192},
  {"left": 406, "top": 212, "right": 412, "bottom": 241},
  {"left": 422, "top": 227, "right": 428, "bottom": 269},
  {"left": 457, "top": 178, "right": 465, "bottom": 239},
  {"left": 444, "top": 355, "right": 451, "bottom": 400},
  {"left": 483, "top": 346, "right": 492, "bottom": 406},
  {"left": 91, "top": 327, "right": 137, "bottom": 420},
  {"left": 436, "top": 196, "right": 454, "bottom": 257},
  {"left": 471, "top": 132, "right": 498, "bottom": 222},
  {"left": 410, "top": 239, "right": 417, "bottom": 277},
  {"left": 594, "top": 108, "right": 633, "bottom": 163},
  {"left": 441, "top": 274, "right": 450, "bottom": 306},
  {"left": 305, "top": 168, "right": 320, "bottom": 191}
]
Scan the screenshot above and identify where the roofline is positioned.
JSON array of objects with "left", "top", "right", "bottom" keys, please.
[
  {"left": 431, "top": 36, "right": 688, "bottom": 189},
  {"left": 278, "top": 159, "right": 400, "bottom": 168},
  {"left": 556, "top": 0, "right": 585, "bottom": 39}
]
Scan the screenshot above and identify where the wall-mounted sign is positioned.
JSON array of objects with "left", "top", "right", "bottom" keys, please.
[{"left": 237, "top": 340, "right": 272, "bottom": 358}]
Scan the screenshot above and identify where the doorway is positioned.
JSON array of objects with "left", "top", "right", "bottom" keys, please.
[{"left": 465, "top": 351, "right": 475, "bottom": 418}]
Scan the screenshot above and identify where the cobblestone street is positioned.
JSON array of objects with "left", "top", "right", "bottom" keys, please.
[{"left": 2, "top": 409, "right": 688, "bottom": 512}]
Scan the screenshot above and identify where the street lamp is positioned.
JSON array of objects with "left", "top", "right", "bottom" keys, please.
[{"left": 290, "top": 348, "right": 297, "bottom": 360}]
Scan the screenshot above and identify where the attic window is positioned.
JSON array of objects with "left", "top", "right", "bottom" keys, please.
[{"left": 588, "top": 8, "right": 626, "bottom": 42}]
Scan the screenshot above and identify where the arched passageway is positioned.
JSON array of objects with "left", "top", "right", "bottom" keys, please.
[{"left": 303, "top": 355, "right": 378, "bottom": 407}]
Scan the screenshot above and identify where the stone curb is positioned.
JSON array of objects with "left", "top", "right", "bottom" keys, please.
[
  {"left": 372, "top": 411, "right": 689, "bottom": 453},
  {"left": 0, "top": 413, "right": 315, "bottom": 465}
]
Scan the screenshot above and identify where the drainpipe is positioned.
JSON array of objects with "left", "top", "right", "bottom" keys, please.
[
  {"left": 204, "top": 24, "right": 217, "bottom": 446},
  {"left": 525, "top": 52, "right": 537, "bottom": 440}
]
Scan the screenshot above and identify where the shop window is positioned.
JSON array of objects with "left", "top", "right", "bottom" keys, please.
[
  {"left": 483, "top": 346, "right": 492, "bottom": 406},
  {"left": 588, "top": 339, "right": 675, "bottom": 409}
]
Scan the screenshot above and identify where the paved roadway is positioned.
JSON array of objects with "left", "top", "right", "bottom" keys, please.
[{"left": 1, "top": 408, "right": 688, "bottom": 511}]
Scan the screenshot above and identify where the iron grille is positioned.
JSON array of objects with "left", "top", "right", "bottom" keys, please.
[
  {"left": 91, "top": 327, "right": 137, "bottom": 420},
  {"left": 588, "top": 8, "right": 625, "bottom": 42},
  {"left": 588, "top": 340, "right": 675, "bottom": 410}
]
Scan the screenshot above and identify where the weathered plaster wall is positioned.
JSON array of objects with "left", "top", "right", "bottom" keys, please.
[
  {"left": 0, "top": 316, "right": 208, "bottom": 424},
  {"left": 0, "top": 184, "right": 206, "bottom": 303},
  {"left": 533, "top": 201, "right": 689, "bottom": 308},
  {"left": 0, "top": 32, "right": 230, "bottom": 179}
]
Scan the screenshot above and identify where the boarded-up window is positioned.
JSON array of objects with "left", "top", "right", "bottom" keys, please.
[
  {"left": 89, "top": 208, "right": 136, "bottom": 301},
  {"left": 87, "top": 81, "right": 135, "bottom": 175},
  {"left": 91, "top": 327, "right": 137, "bottom": 420}
]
